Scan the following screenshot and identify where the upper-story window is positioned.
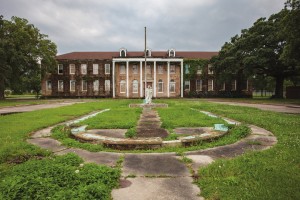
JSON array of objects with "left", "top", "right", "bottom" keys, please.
[
  {"left": 158, "top": 65, "right": 164, "bottom": 74},
  {"left": 81, "top": 64, "right": 87, "bottom": 74},
  {"left": 170, "top": 65, "right": 176, "bottom": 74},
  {"left": 105, "top": 64, "right": 110, "bottom": 74},
  {"left": 168, "top": 49, "right": 176, "bottom": 57},
  {"left": 208, "top": 64, "right": 213, "bottom": 75},
  {"left": 197, "top": 66, "right": 202, "bottom": 74},
  {"left": 58, "top": 64, "right": 63, "bottom": 74},
  {"left": 69, "top": 64, "right": 75, "bottom": 74},
  {"left": 132, "top": 65, "right": 138, "bottom": 74},
  {"left": 185, "top": 64, "right": 190, "bottom": 74},
  {"left": 120, "top": 48, "right": 127, "bottom": 57},
  {"left": 120, "top": 65, "right": 125, "bottom": 74},
  {"left": 145, "top": 48, "right": 151, "bottom": 57},
  {"left": 93, "top": 64, "right": 99, "bottom": 75}
]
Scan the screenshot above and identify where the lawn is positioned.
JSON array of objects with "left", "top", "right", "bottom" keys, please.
[{"left": 0, "top": 99, "right": 299, "bottom": 199}]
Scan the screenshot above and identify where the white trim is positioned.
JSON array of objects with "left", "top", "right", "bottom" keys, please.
[
  {"left": 93, "top": 80, "right": 99, "bottom": 91},
  {"left": 105, "top": 79, "right": 110, "bottom": 92},
  {"left": 196, "top": 79, "right": 202, "bottom": 91},
  {"left": 158, "top": 79, "right": 164, "bottom": 93},
  {"left": 82, "top": 80, "right": 87, "bottom": 91},
  {"left": 58, "top": 64, "right": 63, "bottom": 74},
  {"left": 112, "top": 61, "right": 115, "bottom": 98},
  {"left": 58, "top": 80, "right": 64, "bottom": 91},
  {"left": 93, "top": 64, "right": 99, "bottom": 75},
  {"left": 170, "top": 79, "right": 176, "bottom": 93},
  {"left": 113, "top": 58, "right": 183, "bottom": 62},
  {"left": 181, "top": 61, "right": 183, "bottom": 97},
  {"left": 167, "top": 61, "right": 170, "bottom": 97},
  {"left": 132, "top": 80, "right": 138, "bottom": 93},
  {"left": 168, "top": 49, "right": 176, "bottom": 57},
  {"left": 46, "top": 80, "right": 52, "bottom": 91},
  {"left": 184, "top": 80, "right": 190, "bottom": 91},
  {"left": 81, "top": 64, "right": 87, "bottom": 75},
  {"left": 70, "top": 80, "right": 76, "bottom": 92},
  {"left": 140, "top": 61, "right": 143, "bottom": 97},
  {"left": 69, "top": 64, "right": 75, "bottom": 74},
  {"left": 208, "top": 79, "right": 214, "bottom": 91},
  {"left": 120, "top": 48, "right": 127, "bottom": 57},
  {"left": 126, "top": 61, "right": 129, "bottom": 97},
  {"left": 105, "top": 64, "right": 110, "bottom": 74}
]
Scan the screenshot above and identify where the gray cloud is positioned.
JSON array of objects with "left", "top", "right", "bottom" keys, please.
[{"left": 1, "top": 0, "right": 286, "bottom": 54}]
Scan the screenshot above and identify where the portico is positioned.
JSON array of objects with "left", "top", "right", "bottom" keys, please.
[{"left": 112, "top": 57, "right": 183, "bottom": 98}]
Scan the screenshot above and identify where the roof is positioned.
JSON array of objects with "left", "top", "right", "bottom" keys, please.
[{"left": 56, "top": 51, "right": 218, "bottom": 60}]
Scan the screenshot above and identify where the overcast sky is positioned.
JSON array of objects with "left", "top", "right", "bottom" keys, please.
[{"left": 1, "top": 0, "right": 286, "bottom": 55}]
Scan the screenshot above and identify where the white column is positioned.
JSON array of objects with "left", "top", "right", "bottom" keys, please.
[
  {"left": 180, "top": 60, "right": 183, "bottom": 98},
  {"left": 140, "top": 61, "right": 143, "bottom": 97},
  {"left": 167, "top": 61, "right": 170, "bottom": 98},
  {"left": 154, "top": 61, "right": 156, "bottom": 98},
  {"left": 126, "top": 61, "right": 129, "bottom": 98},
  {"left": 112, "top": 61, "right": 115, "bottom": 98}
]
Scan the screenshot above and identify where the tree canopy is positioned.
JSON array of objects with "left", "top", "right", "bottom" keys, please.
[
  {"left": 210, "top": 1, "right": 300, "bottom": 98},
  {"left": 0, "top": 16, "right": 57, "bottom": 99}
]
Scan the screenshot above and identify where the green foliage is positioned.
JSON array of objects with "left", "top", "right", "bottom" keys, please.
[
  {"left": 164, "top": 133, "right": 179, "bottom": 141},
  {"left": 0, "top": 153, "right": 121, "bottom": 200},
  {"left": 183, "top": 59, "right": 208, "bottom": 80},
  {"left": 181, "top": 156, "right": 193, "bottom": 164},
  {"left": 125, "top": 127, "right": 137, "bottom": 138}
]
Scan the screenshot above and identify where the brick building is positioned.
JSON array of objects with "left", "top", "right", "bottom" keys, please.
[{"left": 41, "top": 48, "right": 252, "bottom": 98}]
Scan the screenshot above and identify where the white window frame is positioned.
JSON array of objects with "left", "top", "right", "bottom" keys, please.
[
  {"left": 70, "top": 80, "right": 76, "bottom": 92},
  {"left": 46, "top": 80, "right": 52, "bottom": 91},
  {"left": 132, "top": 80, "right": 138, "bottom": 93},
  {"left": 58, "top": 64, "right": 63, "bottom": 74},
  {"left": 93, "top": 64, "right": 99, "bottom": 75},
  {"left": 170, "top": 65, "right": 176, "bottom": 74},
  {"left": 169, "top": 49, "right": 175, "bottom": 57},
  {"left": 146, "top": 48, "right": 151, "bottom": 57},
  {"left": 232, "top": 80, "right": 237, "bottom": 91},
  {"left": 221, "top": 83, "right": 226, "bottom": 91},
  {"left": 81, "top": 64, "right": 87, "bottom": 75},
  {"left": 120, "top": 65, "right": 125, "bottom": 74},
  {"left": 197, "top": 66, "right": 202, "bottom": 74},
  {"left": 158, "top": 65, "right": 164, "bottom": 74},
  {"left": 158, "top": 79, "right": 164, "bottom": 93},
  {"left": 58, "top": 80, "right": 64, "bottom": 92},
  {"left": 93, "top": 80, "right": 99, "bottom": 91},
  {"left": 105, "top": 64, "right": 110, "bottom": 74},
  {"left": 132, "top": 65, "right": 138, "bottom": 74},
  {"left": 105, "top": 80, "right": 110, "bottom": 92},
  {"left": 184, "top": 80, "right": 190, "bottom": 91},
  {"left": 170, "top": 79, "right": 176, "bottom": 93},
  {"left": 120, "top": 80, "right": 126, "bottom": 93},
  {"left": 185, "top": 64, "right": 190, "bottom": 74},
  {"left": 208, "top": 79, "right": 214, "bottom": 91},
  {"left": 120, "top": 48, "right": 127, "bottom": 57},
  {"left": 208, "top": 64, "right": 213, "bottom": 75},
  {"left": 69, "top": 64, "right": 75, "bottom": 74},
  {"left": 196, "top": 79, "right": 202, "bottom": 91},
  {"left": 82, "top": 80, "right": 88, "bottom": 91}
]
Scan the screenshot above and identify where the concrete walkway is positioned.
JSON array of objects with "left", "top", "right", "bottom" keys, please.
[
  {"left": 27, "top": 111, "right": 277, "bottom": 200},
  {"left": 203, "top": 99, "right": 300, "bottom": 114},
  {"left": 0, "top": 100, "right": 87, "bottom": 115}
]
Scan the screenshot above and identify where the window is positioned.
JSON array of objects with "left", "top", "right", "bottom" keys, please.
[
  {"left": 169, "top": 49, "right": 175, "bottom": 57},
  {"left": 231, "top": 80, "right": 237, "bottom": 91},
  {"left": 105, "top": 64, "right": 110, "bottom": 74},
  {"left": 93, "top": 80, "right": 99, "bottom": 91},
  {"left": 105, "top": 80, "right": 110, "bottom": 92},
  {"left": 132, "top": 65, "right": 138, "bottom": 74},
  {"left": 158, "top": 79, "right": 163, "bottom": 93},
  {"left": 82, "top": 80, "right": 87, "bottom": 91},
  {"left": 69, "top": 64, "right": 75, "bottom": 74},
  {"left": 208, "top": 64, "right": 213, "bottom": 74},
  {"left": 208, "top": 79, "right": 214, "bottom": 91},
  {"left": 46, "top": 80, "right": 52, "bottom": 91},
  {"left": 70, "top": 80, "right": 76, "bottom": 92},
  {"left": 197, "top": 66, "right": 202, "bottom": 74},
  {"left": 81, "top": 64, "right": 87, "bottom": 74},
  {"left": 221, "top": 83, "right": 225, "bottom": 91},
  {"left": 146, "top": 65, "right": 151, "bottom": 75},
  {"left": 196, "top": 80, "right": 202, "bottom": 91},
  {"left": 58, "top": 80, "right": 64, "bottom": 92},
  {"left": 146, "top": 49, "right": 151, "bottom": 57},
  {"left": 170, "top": 65, "right": 176, "bottom": 74},
  {"left": 120, "top": 80, "right": 126, "bottom": 93},
  {"left": 120, "top": 48, "right": 126, "bottom": 57},
  {"left": 120, "top": 65, "right": 125, "bottom": 74},
  {"left": 184, "top": 80, "right": 190, "bottom": 91},
  {"left": 158, "top": 65, "right": 164, "bottom": 74},
  {"left": 93, "top": 64, "right": 99, "bottom": 75},
  {"left": 185, "top": 64, "right": 190, "bottom": 74},
  {"left": 170, "top": 79, "right": 176, "bottom": 93},
  {"left": 58, "top": 64, "right": 63, "bottom": 74},
  {"left": 132, "top": 80, "right": 138, "bottom": 93}
]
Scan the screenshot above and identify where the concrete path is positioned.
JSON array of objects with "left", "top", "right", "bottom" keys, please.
[
  {"left": 203, "top": 99, "right": 300, "bottom": 114},
  {"left": 27, "top": 111, "right": 277, "bottom": 200},
  {"left": 0, "top": 101, "right": 86, "bottom": 115}
]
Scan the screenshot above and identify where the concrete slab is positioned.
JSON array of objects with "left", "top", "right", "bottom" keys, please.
[
  {"left": 186, "top": 155, "right": 215, "bottom": 172},
  {"left": 55, "top": 148, "right": 121, "bottom": 167},
  {"left": 245, "top": 135, "right": 277, "bottom": 146},
  {"left": 112, "top": 177, "right": 202, "bottom": 200},
  {"left": 27, "top": 138, "right": 67, "bottom": 152},
  {"left": 123, "top": 154, "right": 190, "bottom": 176},
  {"left": 249, "top": 125, "right": 274, "bottom": 136},
  {"left": 30, "top": 126, "right": 54, "bottom": 138},
  {"left": 86, "top": 129, "right": 127, "bottom": 138}
]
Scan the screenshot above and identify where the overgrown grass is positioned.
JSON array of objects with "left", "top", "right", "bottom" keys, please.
[
  {"left": 156, "top": 99, "right": 300, "bottom": 200},
  {"left": 0, "top": 153, "right": 121, "bottom": 199},
  {"left": 0, "top": 99, "right": 52, "bottom": 107}
]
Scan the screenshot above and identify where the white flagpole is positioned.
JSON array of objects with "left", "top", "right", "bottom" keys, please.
[{"left": 144, "top": 27, "right": 147, "bottom": 97}]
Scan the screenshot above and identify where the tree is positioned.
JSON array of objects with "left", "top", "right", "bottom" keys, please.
[{"left": 0, "top": 16, "right": 57, "bottom": 99}]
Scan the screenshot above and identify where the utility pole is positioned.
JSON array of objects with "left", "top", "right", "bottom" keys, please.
[{"left": 144, "top": 27, "right": 147, "bottom": 97}]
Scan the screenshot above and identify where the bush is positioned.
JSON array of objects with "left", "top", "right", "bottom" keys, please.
[{"left": 125, "top": 128, "right": 137, "bottom": 138}]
